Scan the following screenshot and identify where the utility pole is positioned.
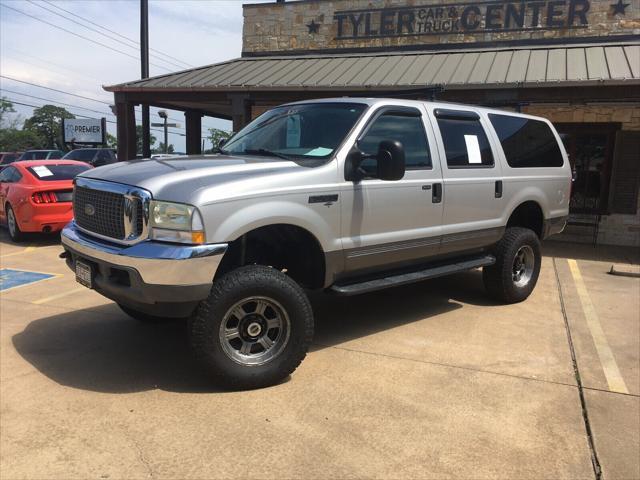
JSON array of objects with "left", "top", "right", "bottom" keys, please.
[{"left": 140, "top": 0, "right": 151, "bottom": 158}]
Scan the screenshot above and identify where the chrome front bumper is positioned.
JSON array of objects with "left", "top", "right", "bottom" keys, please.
[{"left": 61, "top": 221, "right": 227, "bottom": 286}]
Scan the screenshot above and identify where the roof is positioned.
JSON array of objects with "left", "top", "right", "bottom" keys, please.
[{"left": 106, "top": 42, "right": 640, "bottom": 93}]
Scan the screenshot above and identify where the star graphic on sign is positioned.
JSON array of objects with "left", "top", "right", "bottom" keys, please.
[
  {"left": 306, "top": 19, "right": 320, "bottom": 34},
  {"left": 611, "top": 0, "right": 629, "bottom": 15}
]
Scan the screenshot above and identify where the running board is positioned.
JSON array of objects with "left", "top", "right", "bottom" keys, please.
[{"left": 329, "top": 255, "right": 496, "bottom": 296}]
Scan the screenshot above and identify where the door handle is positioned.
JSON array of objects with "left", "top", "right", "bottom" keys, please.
[
  {"left": 495, "top": 180, "right": 503, "bottom": 198},
  {"left": 432, "top": 183, "right": 442, "bottom": 203}
]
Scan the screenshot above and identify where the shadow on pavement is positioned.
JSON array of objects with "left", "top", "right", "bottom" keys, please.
[
  {"left": 0, "top": 227, "right": 62, "bottom": 248},
  {"left": 11, "top": 271, "right": 490, "bottom": 394},
  {"left": 543, "top": 239, "right": 640, "bottom": 264}
]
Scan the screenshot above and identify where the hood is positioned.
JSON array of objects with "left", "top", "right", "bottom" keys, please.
[{"left": 78, "top": 154, "right": 304, "bottom": 203}]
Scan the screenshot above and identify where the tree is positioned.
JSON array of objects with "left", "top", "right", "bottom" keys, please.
[
  {"left": 106, "top": 133, "right": 117, "bottom": 149},
  {"left": 136, "top": 125, "right": 157, "bottom": 154},
  {"left": 0, "top": 97, "right": 16, "bottom": 128},
  {"left": 207, "top": 127, "right": 232, "bottom": 152},
  {"left": 23, "top": 105, "right": 75, "bottom": 150},
  {"left": 0, "top": 128, "right": 45, "bottom": 151},
  {"left": 153, "top": 142, "right": 174, "bottom": 154}
]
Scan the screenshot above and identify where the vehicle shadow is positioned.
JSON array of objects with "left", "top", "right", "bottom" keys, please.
[
  {"left": 0, "top": 227, "right": 61, "bottom": 248},
  {"left": 11, "top": 270, "right": 490, "bottom": 394}
]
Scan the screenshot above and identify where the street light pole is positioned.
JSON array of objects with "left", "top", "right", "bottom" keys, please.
[
  {"left": 140, "top": 0, "right": 151, "bottom": 158},
  {"left": 152, "top": 110, "right": 179, "bottom": 154}
]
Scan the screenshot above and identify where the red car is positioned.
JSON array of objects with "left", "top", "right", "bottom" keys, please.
[{"left": 0, "top": 160, "right": 92, "bottom": 241}]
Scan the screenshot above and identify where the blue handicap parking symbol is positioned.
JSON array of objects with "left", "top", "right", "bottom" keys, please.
[{"left": 0, "top": 269, "right": 55, "bottom": 292}]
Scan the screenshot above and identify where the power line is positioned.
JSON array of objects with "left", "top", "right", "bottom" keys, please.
[
  {"left": 5, "top": 98, "right": 186, "bottom": 137},
  {"left": 1, "top": 89, "right": 114, "bottom": 117},
  {"left": 0, "top": 3, "right": 173, "bottom": 74},
  {"left": 27, "top": 0, "right": 190, "bottom": 71},
  {"left": 1, "top": 76, "right": 224, "bottom": 135},
  {"left": 41, "top": 0, "right": 194, "bottom": 70}
]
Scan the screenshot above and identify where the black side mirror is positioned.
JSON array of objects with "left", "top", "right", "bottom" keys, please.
[
  {"left": 218, "top": 138, "right": 227, "bottom": 149},
  {"left": 376, "top": 140, "right": 405, "bottom": 181},
  {"left": 345, "top": 140, "right": 406, "bottom": 182}
]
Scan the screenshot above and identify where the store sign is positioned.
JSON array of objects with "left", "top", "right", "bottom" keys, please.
[
  {"left": 334, "top": 0, "right": 591, "bottom": 38},
  {"left": 63, "top": 118, "right": 105, "bottom": 144}
]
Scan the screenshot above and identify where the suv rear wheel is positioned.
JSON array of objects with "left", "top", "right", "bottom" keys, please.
[
  {"left": 189, "top": 265, "right": 314, "bottom": 390},
  {"left": 483, "top": 227, "right": 541, "bottom": 304}
]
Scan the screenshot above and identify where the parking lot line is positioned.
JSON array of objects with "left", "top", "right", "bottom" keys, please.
[
  {"left": 567, "top": 259, "right": 629, "bottom": 395},
  {"left": 0, "top": 245, "right": 59, "bottom": 259},
  {"left": 32, "top": 286, "right": 87, "bottom": 305}
]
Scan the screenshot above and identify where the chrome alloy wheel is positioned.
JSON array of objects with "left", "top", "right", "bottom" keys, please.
[
  {"left": 219, "top": 296, "right": 291, "bottom": 366},
  {"left": 512, "top": 245, "right": 535, "bottom": 287}
]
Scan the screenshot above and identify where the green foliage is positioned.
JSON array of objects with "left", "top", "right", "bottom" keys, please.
[
  {"left": 23, "top": 104, "right": 75, "bottom": 150},
  {"left": 136, "top": 125, "right": 157, "bottom": 155},
  {"left": 0, "top": 97, "right": 16, "bottom": 128},
  {"left": 0, "top": 128, "right": 45, "bottom": 151},
  {"left": 207, "top": 127, "right": 232, "bottom": 152},
  {"left": 153, "top": 142, "right": 175, "bottom": 154},
  {"left": 106, "top": 133, "right": 117, "bottom": 149}
]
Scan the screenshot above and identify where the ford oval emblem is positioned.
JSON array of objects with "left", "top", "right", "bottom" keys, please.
[{"left": 84, "top": 204, "right": 95, "bottom": 216}]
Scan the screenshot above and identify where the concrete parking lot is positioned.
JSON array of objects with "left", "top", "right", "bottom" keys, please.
[{"left": 1, "top": 230, "right": 638, "bottom": 480}]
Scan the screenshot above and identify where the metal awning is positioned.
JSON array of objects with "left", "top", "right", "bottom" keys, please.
[{"left": 105, "top": 42, "right": 640, "bottom": 93}]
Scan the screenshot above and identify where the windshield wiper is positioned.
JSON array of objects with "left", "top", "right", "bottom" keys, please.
[{"left": 243, "top": 149, "right": 291, "bottom": 160}]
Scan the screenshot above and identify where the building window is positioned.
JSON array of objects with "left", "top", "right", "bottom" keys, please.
[{"left": 556, "top": 123, "right": 619, "bottom": 215}]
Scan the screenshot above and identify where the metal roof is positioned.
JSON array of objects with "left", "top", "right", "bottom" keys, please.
[{"left": 106, "top": 43, "right": 640, "bottom": 92}]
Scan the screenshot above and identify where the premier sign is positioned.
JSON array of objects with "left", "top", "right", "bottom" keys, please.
[
  {"left": 63, "top": 118, "right": 106, "bottom": 145},
  {"left": 334, "top": 0, "right": 591, "bottom": 38}
]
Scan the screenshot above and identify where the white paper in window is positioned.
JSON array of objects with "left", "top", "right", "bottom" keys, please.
[
  {"left": 464, "top": 134, "right": 482, "bottom": 164},
  {"left": 32, "top": 166, "right": 53, "bottom": 177}
]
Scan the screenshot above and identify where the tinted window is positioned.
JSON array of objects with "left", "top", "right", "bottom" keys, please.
[
  {"left": 437, "top": 117, "right": 494, "bottom": 168},
  {"left": 47, "top": 150, "right": 65, "bottom": 159},
  {"left": 0, "top": 166, "right": 22, "bottom": 183},
  {"left": 26, "top": 164, "right": 90, "bottom": 181},
  {"left": 489, "top": 114, "right": 564, "bottom": 168},
  {"left": 359, "top": 111, "right": 431, "bottom": 170},
  {"left": 64, "top": 149, "right": 97, "bottom": 161},
  {"left": 223, "top": 103, "right": 367, "bottom": 160}
]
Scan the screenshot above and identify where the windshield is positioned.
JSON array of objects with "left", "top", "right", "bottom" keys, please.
[
  {"left": 222, "top": 103, "right": 367, "bottom": 160},
  {"left": 27, "top": 164, "right": 91, "bottom": 181},
  {"left": 63, "top": 149, "right": 97, "bottom": 161}
]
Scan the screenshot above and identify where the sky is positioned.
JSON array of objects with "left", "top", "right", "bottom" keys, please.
[{"left": 0, "top": 0, "right": 269, "bottom": 152}]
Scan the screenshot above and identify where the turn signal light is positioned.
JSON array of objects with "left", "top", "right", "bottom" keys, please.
[{"left": 32, "top": 192, "right": 58, "bottom": 203}]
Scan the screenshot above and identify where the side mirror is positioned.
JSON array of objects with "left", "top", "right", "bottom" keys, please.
[
  {"left": 218, "top": 138, "right": 227, "bottom": 149},
  {"left": 345, "top": 140, "right": 406, "bottom": 182},
  {"left": 376, "top": 140, "right": 405, "bottom": 181}
]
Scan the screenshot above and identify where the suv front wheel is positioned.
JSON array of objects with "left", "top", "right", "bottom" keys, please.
[
  {"left": 189, "top": 265, "right": 314, "bottom": 390},
  {"left": 483, "top": 227, "right": 541, "bottom": 304}
]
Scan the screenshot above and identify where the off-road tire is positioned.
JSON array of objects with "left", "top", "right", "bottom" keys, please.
[
  {"left": 483, "top": 227, "right": 541, "bottom": 304},
  {"left": 189, "top": 265, "right": 314, "bottom": 390},
  {"left": 6, "top": 204, "right": 24, "bottom": 242}
]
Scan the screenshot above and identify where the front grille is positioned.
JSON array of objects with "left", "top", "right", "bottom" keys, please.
[{"left": 74, "top": 186, "right": 125, "bottom": 240}]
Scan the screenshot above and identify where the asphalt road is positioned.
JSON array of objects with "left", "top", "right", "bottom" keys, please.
[{"left": 1, "top": 230, "right": 638, "bottom": 479}]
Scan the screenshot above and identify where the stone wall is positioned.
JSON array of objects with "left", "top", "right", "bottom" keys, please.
[{"left": 243, "top": 0, "right": 640, "bottom": 55}]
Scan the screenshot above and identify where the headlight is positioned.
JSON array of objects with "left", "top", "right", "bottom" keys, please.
[{"left": 149, "top": 200, "right": 205, "bottom": 244}]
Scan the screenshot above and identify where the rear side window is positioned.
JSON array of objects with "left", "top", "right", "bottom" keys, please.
[
  {"left": 436, "top": 115, "right": 494, "bottom": 168},
  {"left": 489, "top": 114, "right": 564, "bottom": 168},
  {"left": 26, "top": 164, "right": 91, "bottom": 181}
]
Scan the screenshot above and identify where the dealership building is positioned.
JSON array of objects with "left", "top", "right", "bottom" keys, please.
[{"left": 105, "top": 0, "right": 640, "bottom": 246}]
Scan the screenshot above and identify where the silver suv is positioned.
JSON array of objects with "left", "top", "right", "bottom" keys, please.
[{"left": 61, "top": 98, "right": 571, "bottom": 389}]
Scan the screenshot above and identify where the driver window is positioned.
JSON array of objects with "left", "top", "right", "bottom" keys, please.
[{"left": 358, "top": 111, "right": 431, "bottom": 175}]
